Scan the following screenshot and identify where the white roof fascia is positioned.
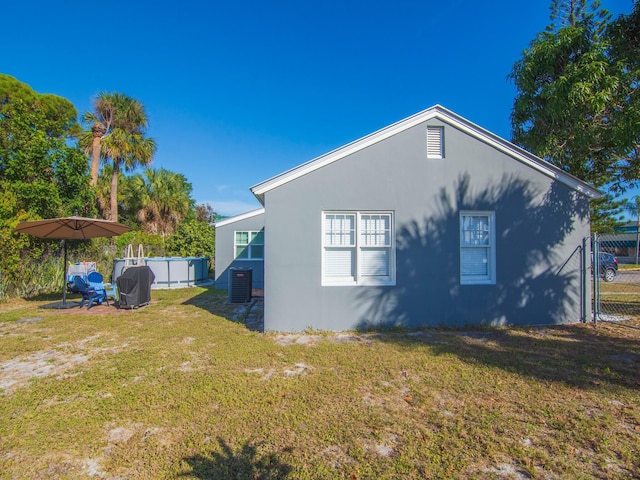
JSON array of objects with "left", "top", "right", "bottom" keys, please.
[
  {"left": 434, "top": 107, "right": 602, "bottom": 199},
  {"left": 250, "top": 107, "right": 441, "bottom": 201},
  {"left": 250, "top": 105, "right": 601, "bottom": 202},
  {"left": 213, "top": 208, "right": 265, "bottom": 228}
]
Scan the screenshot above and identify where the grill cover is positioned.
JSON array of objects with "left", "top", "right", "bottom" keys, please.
[{"left": 116, "top": 266, "right": 155, "bottom": 308}]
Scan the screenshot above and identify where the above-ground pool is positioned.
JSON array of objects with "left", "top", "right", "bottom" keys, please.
[{"left": 112, "top": 257, "right": 210, "bottom": 289}]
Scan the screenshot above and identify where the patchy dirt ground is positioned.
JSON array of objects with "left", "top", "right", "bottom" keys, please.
[{"left": 0, "top": 319, "right": 129, "bottom": 395}]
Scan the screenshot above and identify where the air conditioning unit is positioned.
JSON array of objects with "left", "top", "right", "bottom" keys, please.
[{"left": 229, "top": 268, "right": 252, "bottom": 303}]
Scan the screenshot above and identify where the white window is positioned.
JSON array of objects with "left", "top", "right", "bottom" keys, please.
[
  {"left": 460, "top": 212, "right": 495, "bottom": 284},
  {"left": 323, "top": 212, "right": 395, "bottom": 286},
  {"left": 427, "top": 126, "right": 444, "bottom": 159},
  {"left": 235, "top": 230, "right": 264, "bottom": 260}
]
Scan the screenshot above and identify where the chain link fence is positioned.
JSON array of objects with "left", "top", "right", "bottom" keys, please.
[{"left": 594, "top": 233, "right": 640, "bottom": 322}]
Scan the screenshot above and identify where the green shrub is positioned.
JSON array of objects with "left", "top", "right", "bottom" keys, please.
[
  {"left": 166, "top": 220, "right": 215, "bottom": 265},
  {"left": 114, "top": 230, "right": 165, "bottom": 257}
]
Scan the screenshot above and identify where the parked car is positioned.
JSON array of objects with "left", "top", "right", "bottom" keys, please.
[{"left": 599, "top": 252, "right": 618, "bottom": 282}]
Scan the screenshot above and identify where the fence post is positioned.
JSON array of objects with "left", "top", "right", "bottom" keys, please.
[
  {"left": 581, "top": 236, "right": 588, "bottom": 323},
  {"left": 592, "top": 233, "right": 600, "bottom": 325}
]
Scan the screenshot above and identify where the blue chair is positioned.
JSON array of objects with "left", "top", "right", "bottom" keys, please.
[
  {"left": 72, "top": 275, "right": 106, "bottom": 310},
  {"left": 87, "top": 271, "right": 110, "bottom": 307},
  {"left": 88, "top": 271, "right": 117, "bottom": 301}
]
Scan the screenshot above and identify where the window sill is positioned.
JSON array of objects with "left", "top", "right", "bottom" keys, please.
[
  {"left": 460, "top": 279, "right": 496, "bottom": 286},
  {"left": 322, "top": 278, "right": 396, "bottom": 287}
]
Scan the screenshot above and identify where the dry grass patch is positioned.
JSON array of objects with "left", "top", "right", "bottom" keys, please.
[{"left": 0, "top": 287, "right": 639, "bottom": 479}]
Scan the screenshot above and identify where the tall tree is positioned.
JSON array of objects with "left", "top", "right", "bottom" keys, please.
[
  {"left": 0, "top": 75, "right": 94, "bottom": 293},
  {"left": 101, "top": 129, "right": 156, "bottom": 223},
  {"left": 606, "top": 0, "right": 640, "bottom": 184},
  {"left": 509, "top": 0, "right": 639, "bottom": 232},
  {"left": 85, "top": 95, "right": 156, "bottom": 222},
  {"left": 133, "top": 168, "right": 193, "bottom": 241},
  {"left": 0, "top": 75, "right": 93, "bottom": 218},
  {"left": 194, "top": 203, "right": 218, "bottom": 224},
  {"left": 82, "top": 93, "right": 118, "bottom": 187},
  {"left": 0, "top": 74, "right": 79, "bottom": 139},
  {"left": 81, "top": 92, "right": 157, "bottom": 189},
  {"left": 547, "top": 0, "right": 609, "bottom": 30}
]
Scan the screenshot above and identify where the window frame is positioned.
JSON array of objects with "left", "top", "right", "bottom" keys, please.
[
  {"left": 234, "top": 230, "right": 264, "bottom": 260},
  {"left": 322, "top": 211, "right": 396, "bottom": 286},
  {"left": 459, "top": 211, "right": 496, "bottom": 285}
]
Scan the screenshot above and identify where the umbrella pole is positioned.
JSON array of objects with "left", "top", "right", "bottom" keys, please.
[{"left": 62, "top": 240, "right": 67, "bottom": 306}]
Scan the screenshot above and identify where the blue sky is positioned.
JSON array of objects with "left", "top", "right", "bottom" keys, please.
[{"left": 3, "top": 0, "right": 635, "bottom": 216}]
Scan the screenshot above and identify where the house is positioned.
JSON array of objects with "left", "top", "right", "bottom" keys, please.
[
  {"left": 599, "top": 229, "right": 640, "bottom": 264},
  {"left": 215, "top": 105, "right": 600, "bottom": 331},
  {"left": 214, "top": 208, "right": 265, "bottom": 291}
]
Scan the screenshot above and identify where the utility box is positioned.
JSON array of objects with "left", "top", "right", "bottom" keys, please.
[{"left": 229, "top": 268, "right": 252, "bottom": 303}]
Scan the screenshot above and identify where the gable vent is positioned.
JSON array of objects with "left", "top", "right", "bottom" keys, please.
[{"left": 427, "top": 126, "right": 444, "bottom": 158}]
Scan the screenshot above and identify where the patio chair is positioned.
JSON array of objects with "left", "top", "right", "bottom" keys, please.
[
  {"left": 71, "top": 275, "right": 106, "bottom": 310},
  {"left": 87, "top": 271, "right": 117, "bottom": 301},
  {"left": 87, "top": 271, "right": 111, "bottom": 306}
]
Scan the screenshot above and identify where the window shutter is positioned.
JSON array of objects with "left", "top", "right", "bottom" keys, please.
[
  {"left": 460, "top": 248, "right": 489, "bottom": 276},
  {"left": 427, "top": 126, "right": 444, "bottom": 158},
  {"left": 325, "top": 249, "right": 355, "bottom": 278},
  {"left": 361, "top": 248, "right": 390, "bottom": 276}
]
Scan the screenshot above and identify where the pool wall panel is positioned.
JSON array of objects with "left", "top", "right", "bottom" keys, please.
[{"left": 112, "top": 257, "right": 210, "bottom": 289}]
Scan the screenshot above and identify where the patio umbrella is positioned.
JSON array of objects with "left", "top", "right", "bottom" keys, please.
[{"left": 14, "top": 215, "right": 131, "bottom": 308}]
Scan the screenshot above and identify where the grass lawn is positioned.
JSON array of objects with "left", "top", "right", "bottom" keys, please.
[
  {"left": 619, "top": 264, "right": 640, "bottom": 270},
  {"left": 0, "top": 287, "right": 639, "bottom": 479}
]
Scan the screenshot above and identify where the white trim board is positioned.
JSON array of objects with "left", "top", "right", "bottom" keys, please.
[
  {"left": 214, "top": 208, "right": 265, "bottom": 228},
  {"left": 250, "top": 105, "right": 602, "bottom": 203}
]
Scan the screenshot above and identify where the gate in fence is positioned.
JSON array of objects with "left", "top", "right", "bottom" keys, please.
[{"left": 591, "top": 232, "right": 640, "bottom": 324}]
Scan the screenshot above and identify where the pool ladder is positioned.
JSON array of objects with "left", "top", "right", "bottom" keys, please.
[{"left": 124, "top": 244, "right": 145, "bottom": 269}]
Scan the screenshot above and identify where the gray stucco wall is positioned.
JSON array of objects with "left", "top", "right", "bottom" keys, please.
[
  {"left": 262, "top": 119, "right": 591, "bottom": 331},
  {"left": 214, "top": 212, "right": 265, "bottom": 290}
]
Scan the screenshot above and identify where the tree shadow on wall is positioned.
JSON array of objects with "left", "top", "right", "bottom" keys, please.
[
  {"left": 180, "top": 437, "right": 292, "bottom": 479},
  {"left": 356, "top": 174, "right": 589, "bottom": 330}
]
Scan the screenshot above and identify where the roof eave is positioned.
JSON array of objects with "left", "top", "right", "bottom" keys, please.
[
  {"left": 250, "top": 105, "right": 602, "bottom": 201},
  {"left": 213, "top": 207, "right": 265, "bottom": 228}
]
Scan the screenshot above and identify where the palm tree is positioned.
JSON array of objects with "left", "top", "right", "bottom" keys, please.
[
  {"left": 82, "top": 94, "right": 157, "bottom": 222},
  {"left": 135, "top": 168, "right": 193, "bottom": 243},
  {"left": 81, "top": 93, "right": 155, "bottom": 198},
  {"left": 100, "top": 125, "right": 156, "bottom": 222},
  {"left": 81, "top": 93, "right": 118, "bottom": 187},
  {"left": 94, "top": 164, "right": 115, "bottom": 219}
]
